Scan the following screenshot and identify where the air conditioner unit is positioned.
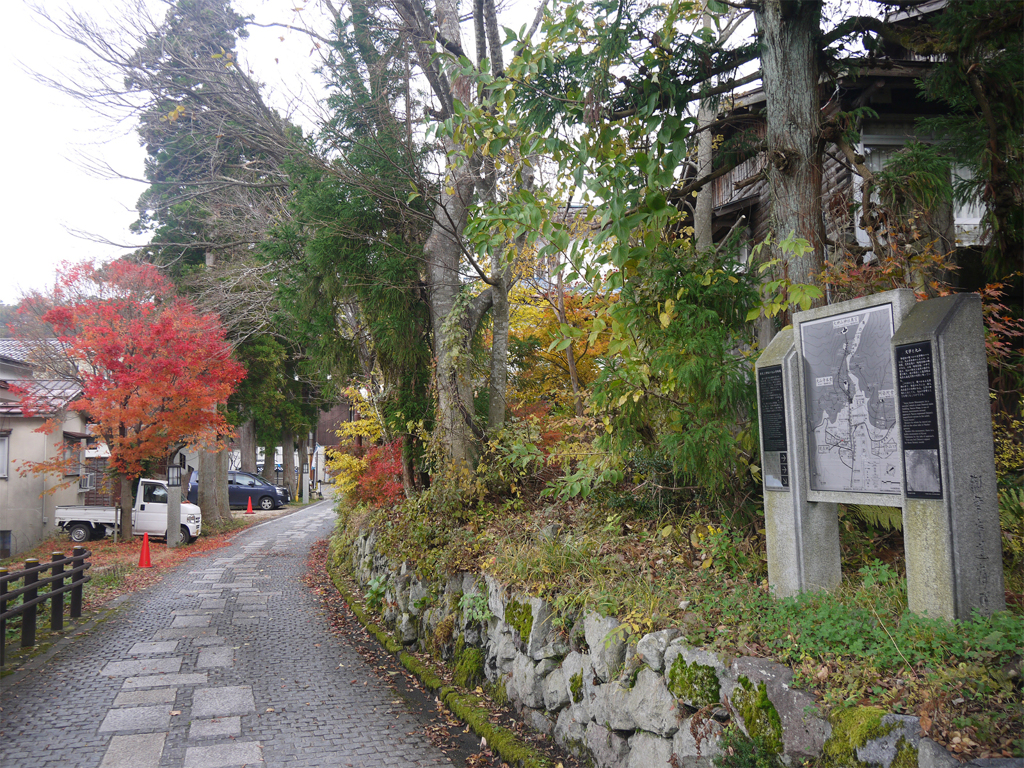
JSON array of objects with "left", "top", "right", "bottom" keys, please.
[{"left": 79, "top": 473, "right": 96, "bottom": 492}]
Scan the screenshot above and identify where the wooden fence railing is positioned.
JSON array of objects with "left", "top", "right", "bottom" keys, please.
[{"left": 0, "top": 547, "right": 91, "bottom": 666}]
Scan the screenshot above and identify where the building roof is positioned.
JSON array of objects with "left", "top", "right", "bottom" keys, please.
[
  {"left": 0, "top": 379, "right": 82, "bottom": 416},
  {"left": 0, "top": 338, "right": 69, "bottom": 364},
  {"left": 0, "top": 338, "right": 31, "bottom": 365}
]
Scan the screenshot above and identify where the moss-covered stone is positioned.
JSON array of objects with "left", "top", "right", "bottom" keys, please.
[
  {"left": 731, "top": 676, "right": 783, "bottom": 756},
  {"left": 489, "top": 679, "right": 509, "bottom": 706},
  {"left": 667, "top": 654, "right": 720, "bottom": 707},
  {"left": 821, "top": 706, "right": 896, "bottom": 767},
  {"left": 569, "top": 671, "right": 584, "bottom": 704},
  {"left": 505, "top": 599, "right": 534, "bottom": 643},
  {"left": 891, "top": 739, "right": 918, "bottom": 768},
  {"left": 454, "top": 645, "right": 485, "bottom": 689},
  {"left": 434, "top": 613, "right": 456, "bottom": 649}
]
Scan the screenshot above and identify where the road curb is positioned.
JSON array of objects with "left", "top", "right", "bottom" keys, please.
[{"left": 327, "top": 560, "right": 553, "bottom": 768}]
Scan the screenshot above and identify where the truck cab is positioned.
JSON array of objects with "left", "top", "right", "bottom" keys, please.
[
  {"left": 135, "top": 481, "right": 202, "bottom": 541},
  {"left": 55, "top": 479, "right": 202, "bottom": 543}
]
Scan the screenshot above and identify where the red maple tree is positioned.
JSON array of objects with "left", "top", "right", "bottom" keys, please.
[{"left": 16, "top": 260, "right": 245, "bottom": 517}]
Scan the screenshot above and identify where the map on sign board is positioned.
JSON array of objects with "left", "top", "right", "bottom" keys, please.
[{"left": 800, "top": 303, "right": 900, "bottom": 495}]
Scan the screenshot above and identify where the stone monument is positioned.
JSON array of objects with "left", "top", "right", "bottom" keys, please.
[
  {"left": 891, "top": 293, "right": 1005, "bottom": 619},
  {"left": 755, "top": 289, "right": 1005, "bottom": 620}
]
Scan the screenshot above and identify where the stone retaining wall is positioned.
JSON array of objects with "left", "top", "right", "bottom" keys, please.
[{"left": 350, "top": 531, "right": 985, "bottom": 768}]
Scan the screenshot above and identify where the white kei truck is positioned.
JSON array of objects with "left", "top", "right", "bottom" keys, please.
[{"left": 54, "top": 479, "right": 202, "bottom": 544}]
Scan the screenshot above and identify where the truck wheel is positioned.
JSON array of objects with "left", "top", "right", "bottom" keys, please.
[
  {"left": 259, "top": 495, "right": 275, "bottom": 511},
  {"left": 181, "top": 525, "right": 194, "bottom": 544},
  {"left": 68, "top": 523, "right": 92, "bottom": 543}
]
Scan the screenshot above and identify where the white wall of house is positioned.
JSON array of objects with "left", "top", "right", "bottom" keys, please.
[{"left": 0, "top": 412, "right": 89, "bottom": 558}]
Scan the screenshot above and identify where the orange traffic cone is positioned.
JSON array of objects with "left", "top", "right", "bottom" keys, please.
[
  {"left": 139, "top": 532, "right": 152, "bottom": 568},
  {"left": 245, "top": 496, "right": 254, "bottom": 515}
]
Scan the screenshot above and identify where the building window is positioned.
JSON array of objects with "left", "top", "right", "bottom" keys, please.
[
  {"left": 63, "top": 434, "right": 83, "bottom": 476},
  {"left": 0, "top": 530, "right": 11, "bottom": 559},
  {"left": 0, "top": 434, "right": 8, "bottom": 479}
]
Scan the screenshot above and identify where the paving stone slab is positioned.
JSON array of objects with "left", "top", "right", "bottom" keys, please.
[
  {"left": 101, "top": 657, "right": 183, "bottom": 677},
  {"left": 152, "top": 627, "right": 221, "bottom": 640},
  {"left": 192, "top": 685, "right": 256, "bottom": 717},
  {"left": 172, "top": 615, "right": 213, "bottom": 628},
  {"left": 199, "top": 599, "right": 227, "bottom": 610},
  {"left": 183, "top": 740, "right": 264, "bottom": 767},
  {"left": 100, "top": 733, "right": 167, "bottom": 768},
  {"left": 236, "top": 595, "right": 269, "bottom": 605},
  {"left": 197, "top": 647, "right": 234, "bottom": 668},
  {"left": 189, "top": 716, "right": 242, "bottom": 739},
  {"left": 123, "top": 673, "right": 209, "bottom": 689},
  {"left": 128, "top": 641, "right": 179, "bottom": 655},
  {"left": 98, "top": 704, "right": 173, "bottom": 732},
  {"left": 113, "top": 688, "right": 178, "bottom": 707},
  {"left": 191, "top": 636, "right": 227, "bottom": 646}
]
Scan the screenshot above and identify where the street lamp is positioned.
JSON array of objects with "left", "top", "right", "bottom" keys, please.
[{"left": 167, "top": 463, "right": 182, "bottom": 549}]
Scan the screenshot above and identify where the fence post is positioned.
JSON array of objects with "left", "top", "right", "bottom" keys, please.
[
  {"left": 1, "top": 566, "right": 7, "bottom": 667},
  {"left": 71, "top": 547, "right": 85, "bottom": 619},
  {"left": 51, "top": 552, "right": 65, "bottom": 632},
  {"left": 22, "top": 558, "right": 39, "bottom": 649}
]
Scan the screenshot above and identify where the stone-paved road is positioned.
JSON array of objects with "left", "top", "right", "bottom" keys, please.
[{"left": 0, "top": 501, "right": 454, "bottom": 768}]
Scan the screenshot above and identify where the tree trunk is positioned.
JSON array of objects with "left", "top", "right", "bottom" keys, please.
[
  {"left": 297, "top": 433, "right": 309, "bottom": 503},
  {"left": 695, "top": 13, "right": 714, "bottom": 252},
  {"left": 426, "top": 148, "right": 478, "bottom": 471},
  {"left": 401, "top": 434, "right": 416, "bottom": 498},
  {"left": 198, "top": 445, "right": 230, "bottom": 523},
  {"left": 118, "top": 475, "right": 134, "bottom": 542},
  {"left": 395, "top": 0, "right": 482, "bottom": 470},
  {"left": 238, "top": 419, "right": 257, "bottom": 473},
  {"left": 214, "top": 447, "right": 230, "bottom": 519},
  {"left": 260, "top": 444, "right": 276, "bottom": 481},
  {"left": 281, "top": 428, "right": 296, "bottom": 501},
  {"left": 755, "top": 0, "right": 826, "bottom": 292},
  {"left": 487, "top": 268, "right": 511, "bottom": 431}
]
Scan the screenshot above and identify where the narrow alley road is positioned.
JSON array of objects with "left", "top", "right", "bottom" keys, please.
[{"left": 0, "top": 501, "right": 455, "bottom": 768}]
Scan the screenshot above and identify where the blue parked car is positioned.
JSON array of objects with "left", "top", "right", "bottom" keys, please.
[{"left": 188, "top": 471, "right": 290, "bottom": 510}]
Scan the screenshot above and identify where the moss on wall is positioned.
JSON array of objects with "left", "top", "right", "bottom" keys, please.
[
  {"left": 731, "top": 676, "right": 783, "bottom": 756},
  {"left": 821, "top": 706, "right": 896, "bottom": 767},
  {"left": 569, "top": 671, "right": 584, "bottom": 704},
  {"left": 505, "top": 599, "right": 534, "bottom": 643},
  {"left": 891, "top": 739, "right": 918, "bottom": 768},
  {"left": 454, "top": 645, "right": 485, "bottom": 689},
  {"left": 434, "top": 613, "right": 456, "bottom": 649},
  {"left": 667, "top": 654, "right": 720, "bottom": 707}
]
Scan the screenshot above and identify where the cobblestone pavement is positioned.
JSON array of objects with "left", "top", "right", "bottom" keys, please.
[{"left": 0, "top": 501, "right": 454, "bottom": 768}]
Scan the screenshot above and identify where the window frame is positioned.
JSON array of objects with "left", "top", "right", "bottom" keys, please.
[{"left": 0, "top": 433, "right": 9, "bottom": 480}]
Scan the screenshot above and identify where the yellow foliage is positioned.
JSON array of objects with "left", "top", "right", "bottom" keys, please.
[
  {"left": 507, "top": 284, "right": 606, "bottom": 413},
  {"left": 334, "top": 386, "right": 385, "bottom": 444},
  {"left": 993, "top": 408, "right": 1023, "bottom": 481},
  {"left": 326, "top": 449, "right": 366, "bottom": 499}
]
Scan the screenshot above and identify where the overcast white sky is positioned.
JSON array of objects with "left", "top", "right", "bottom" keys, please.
[{"left": 1, "top": 0, "right": 344, "bottom": 306}]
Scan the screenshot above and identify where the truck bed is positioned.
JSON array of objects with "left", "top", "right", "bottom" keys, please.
[{"left": 54, "top": 506, "right": 119, "bottom": 525}]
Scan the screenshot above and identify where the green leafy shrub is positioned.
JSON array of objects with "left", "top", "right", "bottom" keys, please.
[
  {"left": 365, "top": 574, "right": 387, "bottom": 613},
  {"left": 459, "top": 591, "right": 493, "bottom": 624}
]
